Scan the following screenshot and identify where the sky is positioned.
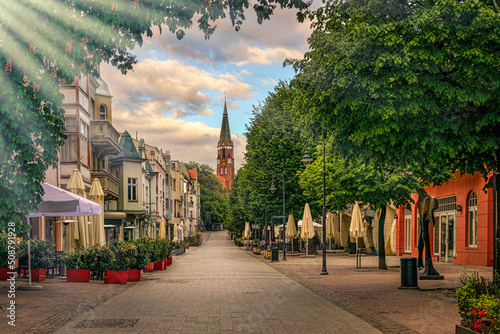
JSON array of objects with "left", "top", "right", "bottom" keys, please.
[{"left": 100, "top": 4, "right": 317, "bottom": 171}]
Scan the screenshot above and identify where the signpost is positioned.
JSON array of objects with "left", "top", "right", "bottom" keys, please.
[{"left": 271, "top": 215, "right": 288, "bottom": 219}]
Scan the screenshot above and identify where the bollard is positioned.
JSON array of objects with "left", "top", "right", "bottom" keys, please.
[{"left": 400, "top": 257, "right": 419, "bottom": 289}]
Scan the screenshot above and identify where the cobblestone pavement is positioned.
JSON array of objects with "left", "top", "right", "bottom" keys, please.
[{"left": 46, "top": 231, "right": 382, "bottom": 334}]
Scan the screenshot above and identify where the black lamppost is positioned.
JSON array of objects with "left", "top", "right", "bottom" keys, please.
[
  {"left": 270, "top": 174, "right": 286, "bottom": 261},
  {"left": 301, "top": 140, "right": 328, "bottom": 275}
]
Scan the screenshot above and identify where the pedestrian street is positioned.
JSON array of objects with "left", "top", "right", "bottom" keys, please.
[{"left": 53, "top": 231, "right": 381, "bottom": 334}]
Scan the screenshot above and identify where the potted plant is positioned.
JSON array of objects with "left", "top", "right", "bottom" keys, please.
[
  {"left": 61, "top": 248, "right": 91, "bottom": 282},
  {"left": 102, "top": 242, "right": 130, "bottom": 284},
  {"left": 17, "top": 237, "right": 55, "bottom": 282},
  {"left": 0, "top": 232, "right": 13, "bottom": 280},
  {"left": 128, "top": 239, "right": 150, "bottom": 281},
  {"left": 456, "top": 272, "right": 500, "bottom": 333}
]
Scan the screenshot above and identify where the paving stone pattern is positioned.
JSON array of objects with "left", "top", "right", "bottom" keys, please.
[{"left": 45, "top": 231, "right": 385, "bottom": 334}]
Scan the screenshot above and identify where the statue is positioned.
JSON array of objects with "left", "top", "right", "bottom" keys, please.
[{"left": 417, "top": 189, "right": 443, "bottom": 278}]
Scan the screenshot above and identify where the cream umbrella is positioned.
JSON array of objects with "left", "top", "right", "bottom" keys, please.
[
  {"left": 349, "top": 202, "right": 365, "bottom": 267},
  {"left": 244, "top": 222, "right": 251, "bottom": 241},
  {"left": 326, "top": 212, "right": 335, "bottom": 250},
  {"left": 89, "top": 178, "right": 105, "bottom": 247},
  {"left": 300, "top": 203, "right": 315, "bottom": 256},
  {"left": 173, "top": 224, "right": 178, "bottom": 242},
  {"left": 66, "top": 169, "right": 89, "bottom": 251},
  {"left": 285, "top": 214, "right": 298, "bottom": 252},
  {"left": 159, "top": 217, "right": 166, "bottom": 239}
]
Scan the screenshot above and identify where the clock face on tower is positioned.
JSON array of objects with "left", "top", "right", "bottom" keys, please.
[{"left": 222, "top": 161, "right": 226, "bottom": 166}]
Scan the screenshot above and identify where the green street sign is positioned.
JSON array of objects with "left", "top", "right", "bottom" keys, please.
[{"left": 271, "top": 215, "right": 288, "bottom": 219}]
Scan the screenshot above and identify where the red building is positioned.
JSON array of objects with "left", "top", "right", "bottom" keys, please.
[
  {"left": 216, "top": 99, "right": 235, "bottom": 190},
  {"left": 396, "top": 172, "right": 494, "bottom": 267}
]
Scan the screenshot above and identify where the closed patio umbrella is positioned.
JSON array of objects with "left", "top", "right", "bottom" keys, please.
[
  {"left": 326, "top": 212, "right": 335, "bottom": 250},
  {"left": 349, "top": 202, "right": 365, "bottom": 267},
  {"left": 66, "top": 169, "right": 89, "bottom": 252},
  {"left": 244, "top": 222, "right": 251, "bottom": 240},
  {"left": 300, "top": 203, "right": 315, "bottom": 256},
  {"left": 159, "top": 217, "right": 166, "bottom": 239},
  {"left": 285, "top": 214, "right": 298, "bottom": 251},
  {"left": 89, "top": 178, "right": 105, "bottom": 247},
  {"left": 173, "top": 224, "right": 178, "bottom": 242}
]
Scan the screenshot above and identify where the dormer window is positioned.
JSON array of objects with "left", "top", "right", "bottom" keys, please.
[
  {"left": 99, "top": 104, "right": 107, "bottom": 120},
  {"left": 228, "top": 158, "right": 232, "bottom": 164}
]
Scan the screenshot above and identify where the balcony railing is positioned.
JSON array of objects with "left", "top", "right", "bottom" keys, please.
[
  {"left": 91, "top": 169, "right": 120, "bottom": 200},
  {"left": 90, "top": 120, "right": 120, "bottom": 156}
]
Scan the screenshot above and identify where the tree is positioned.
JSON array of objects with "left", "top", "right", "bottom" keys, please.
[
  {"left": 232, "top": 81, "right": 320, "bottom": 229},
  {"left": 0, "top": 0, "right": 309, "bottom": 235},
  {"left": 223, "top": 171, "right": 246, "bottom": 233},
  {"left": 184, "top": 162, "right": 225, "bottom": 230},
  {"left": 288, "top": 0, "right": 500, "bottom": 183},
  {"left": 298, "top": 140, "right": 421, "bottom": 269}
]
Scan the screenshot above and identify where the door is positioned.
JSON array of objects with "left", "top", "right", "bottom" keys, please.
[{"left": 438, "top": 212, "right": 456, "bottom": 262}]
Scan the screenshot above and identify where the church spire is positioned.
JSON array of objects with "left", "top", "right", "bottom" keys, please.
[{"left": 218, "top": 98, "right": 232, "bottom": 146}]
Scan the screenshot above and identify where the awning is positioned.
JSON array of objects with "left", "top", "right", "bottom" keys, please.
[{"left": 104, "top": 212, "right": 127, "bottom": 219}]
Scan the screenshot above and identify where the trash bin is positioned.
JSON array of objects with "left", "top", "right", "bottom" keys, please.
[
  {"left": 349, "top": 242, "right": 356, "bottom": 254},
  {"left": 271, "top": 247, "right": 279, "bottom": 262},
  {"left": 400, "top": 257, "right": 418, "bottom": 289}
]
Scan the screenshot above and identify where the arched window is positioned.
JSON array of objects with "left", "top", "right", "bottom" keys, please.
[
  {"left": 220, "top": 167, "right": 223, "bottom": 175},
  {"left": 468, "top": 191, "right": 478, "bottom": 247},
  {"left": 99, "top": 104, "right": 107, "bottom": 120},
  {"left": 224, "top": 166, "right": 227, "bottom": 175}
]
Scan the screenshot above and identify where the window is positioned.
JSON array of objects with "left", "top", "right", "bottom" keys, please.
[
  {"left": 65, "top": 117, "right": 77, "bottom": 132},
  {"left": 99, "top": 104, "right": 107, "bottom": 120},
  {"left": 220, "top": 167, "right": 223, "bottom": 175},
  {"left": 468, "top": 191, "right": 478, "bottom": 248},
  {"left": 128, "top": 178, "right": 137, "bottom": 201},
  {"left": 190, "top": 211, "right": 193, "bottom": 218},
  {"left": 224, "top": 166, "right": 227, "bottom": 174},
  {"left": 228, "top": 158, "right": 232, "bottom": 164},
  {"left": 61, "top": 133, "right": 77, "bottom": 162}
]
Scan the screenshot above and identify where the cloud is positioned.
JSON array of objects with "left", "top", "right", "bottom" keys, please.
[
  {"left": 112, "top": 105, "right": 246, "bottom": 171},
  {"left": 262, "top": 78, "right": 277, "bottom": 86},
  {"left": 101, "top": 59, "right": 254, "bottom": 118}
]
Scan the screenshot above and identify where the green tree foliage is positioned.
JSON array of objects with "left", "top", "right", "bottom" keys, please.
[
  {"left": 226, "top": 81, "right": 320, "bottom": 230},
  {"left": 288, "top": 0, "right": 500, "bottom": 184},
  {"left": 299, "top": 139, "right": 421, "bottom": 269},
  {"left": 223, "top": 171, "right": 246, "bottom": 233},
  {"left": 0, "top": 0, "right": 309, "bottom": 235},
  {"left": 184, "top": 162, "right": 225, "bottom": 229}
]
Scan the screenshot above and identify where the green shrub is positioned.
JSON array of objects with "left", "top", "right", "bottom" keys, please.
[
  {"left": 0, "top": 232, "right": 11, "bottom": 267},
  {"left": 128, "top": 239, "right": 151, "bottom": 270},
  {"left": 61, "top": 251, "right": 81, "bottom": 270},
  {"left": 457, "top": 272, "right": 500, "bottom": 333},
  {"left": 16, "top": 237, "right": 55, "bottom": 269}
]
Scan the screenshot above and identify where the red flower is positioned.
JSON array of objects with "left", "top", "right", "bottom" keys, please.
[{"left": 471, "top": 310, "right": 476, "bottom": 314}]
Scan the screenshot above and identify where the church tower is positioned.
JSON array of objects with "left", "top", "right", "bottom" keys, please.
[{"left": 216, "top": 99, "right": 234, "bottom": 189}]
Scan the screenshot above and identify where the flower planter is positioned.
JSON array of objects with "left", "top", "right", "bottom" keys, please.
[
  {"left": 0, "top": 267, "right": 13, "bottom": 280},
  {"left": 31, "top": 268, "right": 46, "bottom": 282},
  {"left": 253, "top": 248, "right": 261, "bottom": 254},
  {"left": 163, "top": 259, "right": 168, "bottom": 268},
  {"left": 105, "top": 270, "right": 129, "bottom": 284},
  {"left": 128, "top": 269, "right": 142, "bottom": 282},
  {"left": 66, "top": 269, "right": 90, "bottom": 282},
  {"left": 144, "top": 262, "right": 154, "bottom": 272},
  {"left": 174, "top": 248, "right": 183, "bottom": 255},
  {"left": 154, "top": 261, "right": 165, "bottom": 271},
  {"left": 167, "top": 256, "right": 172, "bottom": 266},
  {"left": 455, "top": 324, "right": 476, "bottom": 334}
]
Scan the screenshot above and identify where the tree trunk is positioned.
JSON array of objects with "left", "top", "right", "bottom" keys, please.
[{"left": 378, "top": 205, "right": 387, "bottom": 270}]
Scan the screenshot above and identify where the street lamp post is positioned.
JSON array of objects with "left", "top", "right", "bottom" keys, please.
[
  {"left": 301, "top": 140, "right": 328, "bottom": 275},
  {"left": 269, "top": 174, "right": 286, "bottom": 261}
]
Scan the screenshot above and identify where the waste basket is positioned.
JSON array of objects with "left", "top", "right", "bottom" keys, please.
[
  {"left": 400, "top": 257, "right": 418, "bottom": 289},
  {"left": 271, "top": 247, "right": 279, "bottom": 262},
  {"left": 349, "top": 242, "right": 356, "bottom": 254}
]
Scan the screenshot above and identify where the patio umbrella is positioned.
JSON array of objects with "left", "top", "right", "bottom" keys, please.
[
  {"left": 66, "top": 169, "right": 89, "bottom": 251},
  {"left": 173, "top": 224, "right": 178, "bottom": 242},
  {"left": 24, "top": 181, "right": 101, "bottom": 290},
  {"left": 300, "top": 203, "right": 315, "bottom": 256},
  {"left": 177, "top": 224, "right": 183, "bottom": 242},
  {"left": 285, "top": 214, "right": 298, "bottom": 251},
  {"left": 349, "top": 202, "right": 365, "bottom": 267},
  {"left": 159, "top": 217, "right": 166, "bottom": 239},
  {"left": 244, "top": 222, "right": 251, "bottom": 240},
  {"left": 89, "top": 178, "right": 105, "bottom": 247},
  {"left": 326, "top": 212, "right": 335, "bottom": 249}
]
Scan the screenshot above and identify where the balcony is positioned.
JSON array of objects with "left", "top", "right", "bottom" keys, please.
[
  {"left": 90, "top": 120, "right": 121, "bottom": 156},
  {"left": 91, "top": 169, "right": 120, "bottom": 200}
]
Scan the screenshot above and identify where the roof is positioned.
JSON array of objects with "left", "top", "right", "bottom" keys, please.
[
  {"left": 215, "top": 175, "right": 227, "bottom": 189},
  {"left": 218, "top": 100, "right": 233, "bottom": 146},
  {"left": 113, "top": 130, "right": 141, "bottom": 159},
  {"left": 187, "top": 169, "right": 197, "bottom": 180}
]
